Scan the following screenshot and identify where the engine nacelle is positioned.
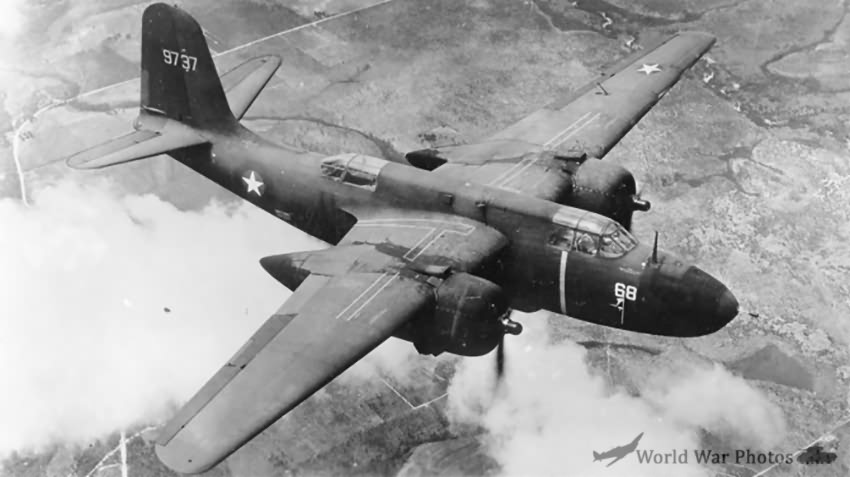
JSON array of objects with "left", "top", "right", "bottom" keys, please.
[
  {"left": 562, "top": 158, "right": 649, "bottom": 229},
  {"left": 404, "top": 272, "right": 511, "bottom": 357}
]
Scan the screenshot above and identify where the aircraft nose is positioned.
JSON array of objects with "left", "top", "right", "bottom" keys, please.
[
  {"left": 715, "top": 288, "right": 739, "bottom": 326},
  {"left": 647, "top": 261, "right": 739, "bottom": 336},
  {"left": 684, "top": 266, "right": 738, "bottom": 334}
]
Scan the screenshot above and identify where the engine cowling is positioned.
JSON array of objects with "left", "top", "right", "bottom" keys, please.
[
  {"left": 405, "top": 272, "right": 512, "bottom": 357},
  {"left": 562, "top": 158, "right": 650, "bottom": 229}
]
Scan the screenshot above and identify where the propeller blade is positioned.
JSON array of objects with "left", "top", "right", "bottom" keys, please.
[
  {"left": 495, "top": 333, "right": 506, "bottom": 384},
  {"left": 627, "top": 182, "right": 650, "bottom": 232},
  {"left": 494, "top": 313, "right": 520, "bottom": 388},
  {"left": 651, "top": 230, "right": 659, "bottom": 264}
]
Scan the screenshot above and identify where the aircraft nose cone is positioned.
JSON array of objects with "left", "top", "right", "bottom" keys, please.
[
  {"left": 715, "top": 288, "right": 739, "bottom": 325},
  {"left": 687, "top": 267, "right": 738, "bottom": 334},
  {"left": 652, "top": 265, "right": 738, "bottom": 336}
]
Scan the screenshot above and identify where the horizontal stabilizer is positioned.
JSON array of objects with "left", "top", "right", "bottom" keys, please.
[
  {"left": 221, "top": 55, "right": 282, "bottom": 120},
  {"left": 66, "top": 118, "right": 207, "bottom": 170}
]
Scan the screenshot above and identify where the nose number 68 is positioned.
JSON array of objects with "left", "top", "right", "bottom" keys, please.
[{"left": 614, "top": 282, "right": 637, "bottom": 301}]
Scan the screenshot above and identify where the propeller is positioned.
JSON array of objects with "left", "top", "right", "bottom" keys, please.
[
  {"left": 494, "top": 313, "right": 522, "bottom": 387},
  {"left": 631, "top": 193, "right": 651, "bottom": 212},
  {"left": 495, "top": 334, "right": 506, "bottom": 383},
  {"left": 651, "top": 230, "right": 659, "bottom": 264},
  {"left": 632, "top": 177, "right": 650, "bottom": 211},
  {"left": 626, "top": 181, "right": 650, "bottom": 231}
]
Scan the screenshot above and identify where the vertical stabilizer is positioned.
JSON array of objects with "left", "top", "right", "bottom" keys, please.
[{"left": 141, "top": 3, "right": 235, "bottom": 129}]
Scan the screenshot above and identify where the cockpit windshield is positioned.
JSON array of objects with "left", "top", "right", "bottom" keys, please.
[
  {"left": 320, "top": 153, "right": 387, "bottom": 191},
  {"left": 547, "top": 220, "right": 637, "bottom": 258},
  {"left": 598, "top": 222, "right": 638, "bottom": 258}
]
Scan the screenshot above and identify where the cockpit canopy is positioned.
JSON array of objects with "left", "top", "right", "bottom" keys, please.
[
  {"left": 549, "top": 209, "right": 638, "bottom": 258},
  {"left": 320, "top": 153, "right": 387, "bottom": 191}
]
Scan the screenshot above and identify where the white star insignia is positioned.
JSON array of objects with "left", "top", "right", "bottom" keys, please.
[
  {"left": 242, "top": 171, "right": 264, "bottom": 196},
  {"left": 637, "top": 63, "right": 662, "bottom": 75}
]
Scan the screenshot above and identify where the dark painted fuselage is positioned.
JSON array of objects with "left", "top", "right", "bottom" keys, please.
[{"left": 170, "top": 120, "right": 736, "bottom": 337}]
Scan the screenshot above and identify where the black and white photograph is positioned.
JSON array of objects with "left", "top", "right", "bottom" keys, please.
[{"left": 1, "top": 0, "right": 848, "bottom": 476}]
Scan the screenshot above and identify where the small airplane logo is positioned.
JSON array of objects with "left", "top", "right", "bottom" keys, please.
[{"left": 593, "top": 432, "right": 644, "bottom": 467}]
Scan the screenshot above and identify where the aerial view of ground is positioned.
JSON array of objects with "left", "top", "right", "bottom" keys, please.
[{"left": 1, "top": 0, "right": 849, "bottom": 476}]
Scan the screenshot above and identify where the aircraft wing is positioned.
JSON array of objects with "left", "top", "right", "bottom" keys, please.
[
  {"left": 425, "top": 32, "right": 715, "bottom": 200},
  {"left": 155, "top": 210, "right": 506, "bottom": 474}
]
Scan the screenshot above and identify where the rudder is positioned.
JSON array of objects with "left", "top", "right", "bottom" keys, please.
[{"left": 141, "top": 3, "right": 234, "bottom": 128}]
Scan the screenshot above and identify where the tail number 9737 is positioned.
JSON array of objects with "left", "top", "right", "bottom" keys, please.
[{"left": 162, "top": 49, "right": 197, "bottom": 72}]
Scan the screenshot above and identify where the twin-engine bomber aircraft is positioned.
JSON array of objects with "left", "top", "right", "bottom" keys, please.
[{"left": 67, "top": 3, "right": 737, "bottom": 474}]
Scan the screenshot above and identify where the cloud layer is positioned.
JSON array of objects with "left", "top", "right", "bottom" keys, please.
[
  {"left": 0, "top": 180, "right": 320, "bottom": 455},
  {"left": 447, "top": 314, "right": 787, "bottom": 477}
]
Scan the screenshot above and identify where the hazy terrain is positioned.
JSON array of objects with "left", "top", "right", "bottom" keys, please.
[{"left": 1, "top": 0, "right": 849, "bottom": 476}]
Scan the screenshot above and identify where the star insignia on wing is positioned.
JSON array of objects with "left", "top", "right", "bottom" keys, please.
[
  {"left": 242, "top": 171, "right": 264, "bottom": 196},
  {"left": 637, "top": 63, "right": 662, "bottom": 75}
]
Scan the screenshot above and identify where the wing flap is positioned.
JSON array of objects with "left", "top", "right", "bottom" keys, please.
[{"left": 155, "top": 272, "right": 434, "bottom": 474}]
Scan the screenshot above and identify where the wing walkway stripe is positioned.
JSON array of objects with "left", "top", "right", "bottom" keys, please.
[
  {"left": 544, "top": 111, "right": 600, "bottom": 150},
  {"left": 489, "top": 110, "right": 600, "bottom": 190},
  {"left": 335, "top": 272, "right": 388, "bottom": 320},
  {"left": 541, "top": 110, "right": 592, "bottom": 149},
  {"left": 346, "top": 272, "right": 399, "bottom": 322}
]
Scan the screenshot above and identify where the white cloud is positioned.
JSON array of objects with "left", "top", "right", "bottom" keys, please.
[
  {"left": 0, "top": 0, "right": 26, "bottom": 39},
  {"left": 643, "top": 362, "right": 787, "bottom": 449},
  {"left": 0, "top": 180, "right": 321, "bottom": 455},
  {"left": 446, "top": 314, "right": 786, "bottom": 477}
]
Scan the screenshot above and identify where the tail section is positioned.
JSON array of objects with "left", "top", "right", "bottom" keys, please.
[
  {"left": 141, "top": 3, "right": 234, "bottom": 128},
  {"left": 67, "top": 4, "right": 282, "bottom": 170},
  {"left": 593, "top": 451, "right": 602, "bottom": 461}
]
